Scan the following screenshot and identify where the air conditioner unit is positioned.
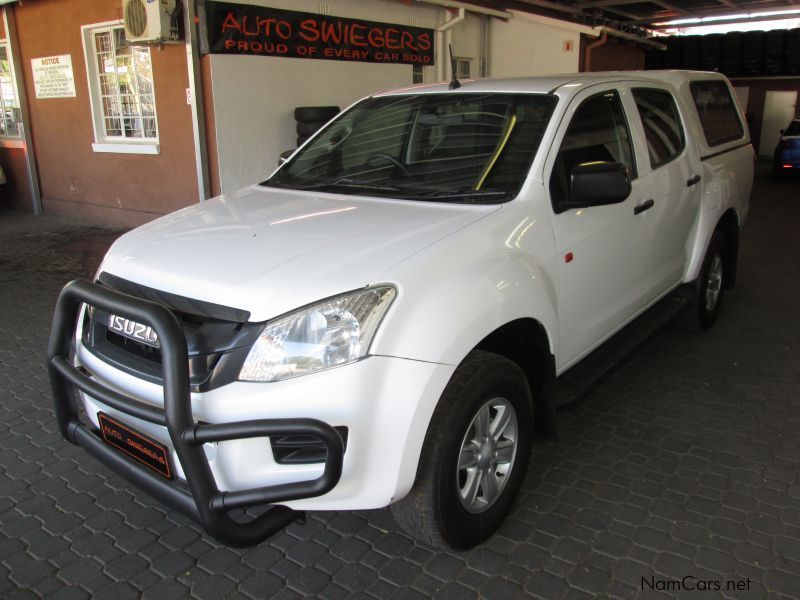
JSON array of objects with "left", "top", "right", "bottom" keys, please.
[{"left": 123, "top": 0, "right": 181, "bottom": 43}]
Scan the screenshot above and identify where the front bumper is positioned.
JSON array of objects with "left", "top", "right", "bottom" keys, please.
[{"left": 48, "top": 280, "right": 345, "bottom": 547}]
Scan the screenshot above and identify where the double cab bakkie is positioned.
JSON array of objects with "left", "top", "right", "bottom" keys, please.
[{"left": 48, "top": 70, "right": 753, "bottom": 550}]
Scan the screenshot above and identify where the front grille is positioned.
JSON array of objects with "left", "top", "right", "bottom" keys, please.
[
  {"left": 271, "top": 427, "right": 349, "bottom": 464},
  {"left": 106, "top": 329, "right": 162, "bottom": 364},
  {"left": 83, "top": 274, "right": 263, "bottom": 392}
]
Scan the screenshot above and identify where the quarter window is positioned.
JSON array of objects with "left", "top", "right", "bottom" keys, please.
[
  {"left": 690, "top": 80, "right": 744, "bottom": 147},
  {"left": 633, "top": 88, "right": 685, "bottom": 168},
  {"left": 550, "top": 90, "right": 635, "bottom": 208},
  {"left": 82, "top": 23, "right": 158, "bottom": 150}
]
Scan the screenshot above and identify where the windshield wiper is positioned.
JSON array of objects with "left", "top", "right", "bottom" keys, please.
[
  {"left": 413, "top": 189, "right": 513, "bottom": 203},
  {"left": 293, "top": 177, "right": 401, "bottom": 193}
]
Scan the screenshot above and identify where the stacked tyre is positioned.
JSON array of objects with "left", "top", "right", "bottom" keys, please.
[
  {"left": 294, "top": 106, "right": 340, "bottom": 148},
  {"left": 645, "top": 48, "right": 665, "bottom": 70},
  {"left": 682, "top": 36, "right": 702, "bottom": 70},
  {"left": 700, "top": 34, "right": 723, "bottom": 72},
  {"left": 764, "top": 30, "right": 786, "bottom": 76},
  {"left": 740, "top": 31, "right": 765, "bottom": 76},
  {"left": 664, "top": 36, "right": 684, "bottom": 69},
  {"left": 721, "top": 32, "right": 742, "bottom": 77},
  {"left": 785, "top": 28, "right": 800, "bottom": 75}
]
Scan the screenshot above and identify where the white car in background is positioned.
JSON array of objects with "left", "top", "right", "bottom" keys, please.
[{"left": 49, "top": 70, "right": 753, "bottom": 550}]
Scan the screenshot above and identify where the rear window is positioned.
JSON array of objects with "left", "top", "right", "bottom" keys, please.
[
  {"left": 633, "top": 88, "right": 685, "bottom": 168},
  {"left": 690, "top": 80, "right": 744, "bottom": 147}
]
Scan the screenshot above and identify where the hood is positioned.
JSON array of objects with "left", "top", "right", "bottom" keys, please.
[{"left": 100, "top": 185, "right": 499, "bottom": 322}]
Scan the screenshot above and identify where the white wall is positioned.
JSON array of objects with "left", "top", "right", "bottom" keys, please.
[
  {"left": 209, "top": 0, "right": 441, "bottom": 192},
  {"left": 488, "top": 11, "right": 583, "bottom": 78},
  {"left": 208, "top": 1, "right": 591, "bottom": 192}
]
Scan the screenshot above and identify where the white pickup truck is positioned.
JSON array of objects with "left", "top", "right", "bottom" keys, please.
[{"left": 48, "top": 70, "right": 753, "bottom": 550}]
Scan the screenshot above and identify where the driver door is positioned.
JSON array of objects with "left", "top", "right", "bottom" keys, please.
[{"left": 545, "top": 85, "right": 654, "bottom": 368}]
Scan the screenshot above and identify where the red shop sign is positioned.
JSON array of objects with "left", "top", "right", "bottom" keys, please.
[{"left": 205, "top": 2, "right": 435, "bottom": 65}]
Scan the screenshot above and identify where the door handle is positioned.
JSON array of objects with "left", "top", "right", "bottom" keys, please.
[
  {"left": 634, "top": 199, "right": 655, "bottom": 215},
  {"left": 687, "top": 174, "right": 702, "bottom": 187}
]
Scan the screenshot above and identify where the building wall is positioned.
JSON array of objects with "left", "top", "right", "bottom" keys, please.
[
  {"left": 207, "top": 0, "right": 441, "bottom": 193},
  {"left": 488, "top": 11, "right": 582, "bottom": 78},
  {"left": 11, "top": 0, "right": 197, "bottom": 226},
  {"left": 208, "top": 2, "right": 591, "bottom": 193},
  {"left": 0, "top": 9, "right": 31, "bottom": 214},
  {"left": 0, "top": 144, "right": 31, "bottom": 212},
  {"left": 581, "top": 36, "right": 646, "bottom": 72},
  {"left": 731, "top": 78, "right": 800, "bottom": 155}
]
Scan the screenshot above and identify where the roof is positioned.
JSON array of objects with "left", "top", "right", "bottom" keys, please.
[{"left": 375, "top": 69, "right": 728, "bottom": 96}]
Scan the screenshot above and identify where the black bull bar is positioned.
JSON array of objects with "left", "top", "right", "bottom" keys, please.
[{"left": 47, "top": 279, "right": 344, "bottom": 547}]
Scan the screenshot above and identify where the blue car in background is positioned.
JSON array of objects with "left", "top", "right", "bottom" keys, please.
[{"left": 773, "top": 118, "right": 800, "bottom": 179}]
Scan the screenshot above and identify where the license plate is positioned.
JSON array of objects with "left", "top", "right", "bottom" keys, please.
[
  {"left": 97, "top": 412, "right": 172, "bottom": 479},
  {"left": 107, "top": 314, "right": 160, "bottom": 347}
]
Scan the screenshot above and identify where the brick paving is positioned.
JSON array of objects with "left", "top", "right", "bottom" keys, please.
[{"left": 1, "top": 166, "right": 799, "bottom": 599}]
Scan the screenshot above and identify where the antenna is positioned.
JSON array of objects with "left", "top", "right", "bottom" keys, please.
[{"left": 448, "top": 44, "right": 461, "bottom": 90}]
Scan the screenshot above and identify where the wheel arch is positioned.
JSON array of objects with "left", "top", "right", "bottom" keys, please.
[
  {"left": 473, "top": 318, "right": 557, "bottom": 439},
  {"left": 715, "top": 208, "right": 740, "bottom": 289}
]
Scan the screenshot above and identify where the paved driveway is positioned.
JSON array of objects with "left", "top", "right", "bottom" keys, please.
[{"left": 1, "top": 167, "right": 798, "bottom": 599}]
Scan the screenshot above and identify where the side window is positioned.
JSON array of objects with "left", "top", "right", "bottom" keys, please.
[
  {"left": 0, "top": 45, "right": 21, "bottom": 138},
  {"left": 550, "top": 90, "right": 635, "bottom": 208},
  {"left": 633, "top": 88, "right": 685, "bottom": 168},
  {"left": 690, "top": 80, "right": 744, "bottom": 147}
]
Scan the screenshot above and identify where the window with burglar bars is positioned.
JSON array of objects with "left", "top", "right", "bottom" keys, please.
[
  {"left": 91, "top": 26, "right": 157, "bottom": 141},
  {"left": 0, "top": 44, "right": 21, "bottom": 138}
]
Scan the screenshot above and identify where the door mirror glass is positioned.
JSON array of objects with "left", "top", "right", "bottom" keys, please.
[{"left": 566, "top": 161, "right": 631, "bottom": 209}]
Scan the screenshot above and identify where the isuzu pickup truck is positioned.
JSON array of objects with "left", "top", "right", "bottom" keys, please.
[{"left": 48, "top": 70, "right": 753, "bottom": 550}]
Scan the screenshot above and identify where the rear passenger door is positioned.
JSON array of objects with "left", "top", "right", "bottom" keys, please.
[
  {"left": 626, "top": 85, "right": 701, "bottom": 299},
  {"left": 545, "top": 85, "right": 652, "bottom": 367}
]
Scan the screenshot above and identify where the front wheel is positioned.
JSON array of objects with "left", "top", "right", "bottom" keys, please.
[
  {"left": 697, "top": 231, "right": 727, "bottom": 329},
  {"left": 391, "top": 351, "right": 533, "bottom": 550}
]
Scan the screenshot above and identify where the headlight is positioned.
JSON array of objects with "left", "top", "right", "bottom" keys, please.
[{"left": 238, "top": 286, "right": 396, "bottom": 382}]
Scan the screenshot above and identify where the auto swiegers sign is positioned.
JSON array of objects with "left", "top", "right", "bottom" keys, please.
[{"left": 205, "top": 1, "right": 435, "bottom": 65}]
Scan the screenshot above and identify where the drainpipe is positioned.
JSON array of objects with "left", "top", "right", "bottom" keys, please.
[
  {"left": 436, "top": 7, "right": 465, "bottom": 82},
  {"left": 3, "top": 6, "right": 42, "bottom": 215},
  {"left": 184, "top": 0, "right": 210, "bottom": 201},
  {"left": 416, "top": 1, "right": 513, "bottom": 82},
  {"left": 584, "top": 31, "right": 608, "bottom": 72}
]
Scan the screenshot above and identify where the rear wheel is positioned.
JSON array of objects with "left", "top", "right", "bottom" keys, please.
[
  {"left": 391, "top": 351, "right": 532, "bottom": 550},
  {"left": 697, "top": 232, "right": 727, "bottom": 329}
]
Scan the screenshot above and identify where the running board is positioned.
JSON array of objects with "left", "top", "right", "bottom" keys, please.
[{"left": 555, "top": 286, "right": 694, "bottom": 410}]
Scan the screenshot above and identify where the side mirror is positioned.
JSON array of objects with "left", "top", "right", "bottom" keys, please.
[{"left": 564, "top": 161, "right": 631, "bottom": 210}]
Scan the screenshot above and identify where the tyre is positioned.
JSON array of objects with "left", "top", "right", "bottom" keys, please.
[
  {"left": 294, "top": 106, "right": 339, "bottom": 122},
  {"left": 391, "top": 350, "right": 533, "bottom": 550},
  {"left": 297, "top": 135, "right": 310, "bottom": 147},
  {"left": 296, "top": 120, "right": 327, "bottom": 137},
  {"left": 696, "top": 232, "right": 727, "bottom": 329}
]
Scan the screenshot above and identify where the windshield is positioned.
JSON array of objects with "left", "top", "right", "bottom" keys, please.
[{"left": 264, "top": 93, "right": 556, "bottom": 203}]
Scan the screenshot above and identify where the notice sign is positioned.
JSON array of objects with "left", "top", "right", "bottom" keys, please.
[
  {"left": 206, "top": 2, "right": 434, "bottom": 66},
  {"left": 32, "top": 55, "right": 76, "bottom": 99}
]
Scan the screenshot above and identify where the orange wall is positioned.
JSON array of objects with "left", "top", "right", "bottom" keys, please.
[
  {"left": 0, "top": 146, "right": 31, "bottom": 211},
  {"left": 12, "top": 0, "right": 197, "bottom": 226},
  {"left": 581, "top": 36, "right": 646, "bottom": 72}
]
